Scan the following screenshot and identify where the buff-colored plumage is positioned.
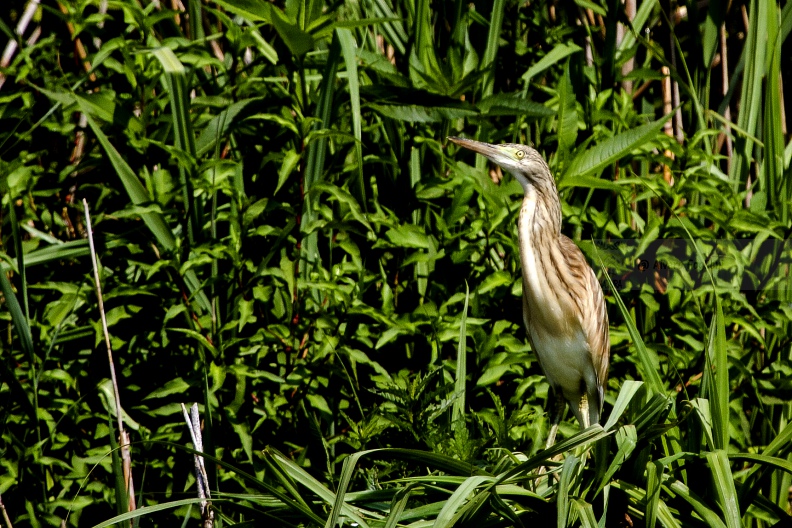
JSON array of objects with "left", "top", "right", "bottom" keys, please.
[{"left": 448, "top": 136, "right": 610, "bottom": 446}]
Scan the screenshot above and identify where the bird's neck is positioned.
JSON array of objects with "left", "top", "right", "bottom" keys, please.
[
  {"left": 518, "top": 181, "right": 562, "bottom": 241},
  {"left": 517, "top": 180, "right": 564, "bottom": 313}
]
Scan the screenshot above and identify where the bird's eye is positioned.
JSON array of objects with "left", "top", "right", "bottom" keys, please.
[{"left": 516, "top": 150, "right": 526, "bottom": 159}]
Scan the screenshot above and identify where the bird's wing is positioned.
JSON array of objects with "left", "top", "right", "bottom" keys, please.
[{"left": 559, "top": 235, "right": 610, "bottom": 406}]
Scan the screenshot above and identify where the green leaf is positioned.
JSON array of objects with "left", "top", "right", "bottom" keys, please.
[
  {"left": 557, "top": 454, "right": 580, "bottom": 528},
  {"left": 705, "top": 450, "right": 742, "bottom": 528},
  {"left": 556, "top": 61, "right": 578, "bottom": 162},
  {"left": 195, "top": 98, "right": 263, "bottom": 157},
  {"left": 143, "top": 378, "right": 191, "bottom": 400},
  {"left": 270, "top": 9, "right": 315, "bottom": 57},
  {"left": 706, "top": 294, "right": 729, "bottom": 451},
  {"left": 596, "top": 425, "right": 637, "bottom": 494},
  {"left": 149, "top": 47, "right": 200, "bottom": 245},
  {"left": 476, "top": 93, "right": 554, "bottom": 118},
  {"left": 452, "top": 284, "right": 469, "bottom": 424},
  {"left": 337, "top": 28, "right": 365, "bottom": 204},
  {"left": 368, "top": 103, "right": 478, "bottom": 122},
  {"left": 78, "top": 106, "right": 211, "bottom": 315},
  {"left": 729, "top": 0, "right": 768, "bottom": 187},
  {"left": 0, "top": 271, "right": 36, "bottom": 420},
  {"left": 275, "top": 149, "right": 301, "bottom": 195},
  {"left": 596, "top": 250, "right": 665, "bottom": 395},
  {"left": 212, "top": 0, "right": 275, "bottom": 22},
  {"left": 435, "top": 475, "right": 495, "bottom": 527},
  {"left": 564, "top": 114, "right": 673, "bottom": 179},
  {"left": 666, "top": 480, "right": 728, "bottom": 528},
  {"left": 603, "top": 380, "right": 644, "bottom": 431},
  {"left": 521, "top": 42, "right": 582, "bottom": 84}
]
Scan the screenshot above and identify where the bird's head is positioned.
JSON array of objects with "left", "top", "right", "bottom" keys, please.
[{"left": 448, "top": 136, "right": 552, "bottom": 192}]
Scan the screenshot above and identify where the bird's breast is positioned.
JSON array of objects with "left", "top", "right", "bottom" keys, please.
[
  {"left": 518, "top": 197, "right": 593, "bottom": 398},
  {"left": 517, "top": 199, "right": 580, "bottom": 336}
]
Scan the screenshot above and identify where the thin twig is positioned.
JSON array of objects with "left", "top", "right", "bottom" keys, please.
[
  {"left": 0, "top": 492, "right": 13, "bottom": 528},
  {"left": 181, "top": 403, "right": 214, "bottom": 528},
  {"left": 92, "top": 0, "right": 108, "bottom": 50},
  {"left": 619, "top": 0, "right": 636, "bottom": 95},
  {"left": 578, "top": 9, "right": 594, "bottom": 68},
  {"left": 0, "top": 0, "right": 41, "bottom": 90},
  {"left": 668, "top": 28, "right": 684, "bottom": 143},
  {"left": 83, "top": 199, "right": 137, "bottom": 516},
  {"left": 56, "top": 2, "right": 96, "bottom": 82}
]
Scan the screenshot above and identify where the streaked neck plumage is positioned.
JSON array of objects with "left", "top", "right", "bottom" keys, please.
[
  {"left": 509, "top": 159, "right": 562, "bottom": 241},
  {"left": 513, "top": 161, "right": 567, "bottom": 318}
]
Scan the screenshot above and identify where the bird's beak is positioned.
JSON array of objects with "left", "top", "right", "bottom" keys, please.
[
  {"left": 447, "top": 136, "right": 517, "bottom": 171},
  {"left": 447, "top": 136, "right": 503, "bottom": 159}
]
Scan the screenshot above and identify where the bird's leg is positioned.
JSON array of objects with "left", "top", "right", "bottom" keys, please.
[
  {"left": 545, "top": 393, "right": 566, "bottom": 450},
  {"left": 579, "top": 393, "right": 590, "bottom": 429},
  {"left": 536, "top": 393, "right": 566, "bottom": 487}
]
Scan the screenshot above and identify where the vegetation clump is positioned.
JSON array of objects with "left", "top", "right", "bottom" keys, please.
[{"left": 0, "top": 0, "right": 791, "bottom": 526}]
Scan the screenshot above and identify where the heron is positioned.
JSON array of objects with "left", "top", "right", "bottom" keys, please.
[{"left": 448, "top": 136, "right": 610, "bottom": 449}]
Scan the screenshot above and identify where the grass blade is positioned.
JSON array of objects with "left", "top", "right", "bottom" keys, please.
[
  {"left": 435, "top": 475, "right": 494, "bottom": 527},
  {"left": 302, "top": 32, "right": 342, "bottom": 278},
  {"left": 596, "top": 252, "right": 664, "bottom": 395},
  {"left": 705, "top": 295, "right": 729, "bottom": 451},
  {"left": 0, "top": 270, "right": 36, "bottom": 422},
  {"left": 729, "top": 0, "right": 767, "bottom": 188},
  {"left": 337, "top": 28, "right": 365, "bottom": 205},
  {"left": 666, "top": 480, "right": 727, "bottom": 528},
  {"left": 705, "top": 450, "right": 741, "bottom": 528},
  {"left": 603, "top": 380, "right": 644, "bottom": 431},
  {"left": 150, "top": 47, "right": 201, "bottom": 246},
  {"left": 452, "top": 283, "right": 469, "bottom": 424},
  {"left": 7, "top": 199, "right": 28, "bottom": 321},
  {"left": 480, "top": 0, "right": 505, "bottom": 96},
  {"left": 557, "top": 454, "right": 580, "bottom": 528}
]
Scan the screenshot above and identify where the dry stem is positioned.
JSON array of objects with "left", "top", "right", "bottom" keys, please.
[
  {"left": 0, "top": 492, "right": 13, "bottom": 528},
  {"left": 83, "top": 199, "right": 137, "bottom": 516},
  {"left": 182, "top": 403, "right": 214, "bottom": 528},
  {"left": 0, "top": 0, "right": 41, "bottom": 90},
  {"left": 661, "top": 66, "right": 676, "bottom": 187}
]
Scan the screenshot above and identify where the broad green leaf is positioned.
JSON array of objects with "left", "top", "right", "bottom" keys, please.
[
  {"left": 275, "top": 149, "right": 301, "bottom": 195},
  {"left": 195, "top": 98, "right": 263, "bottom": 157},
  {"left": 521, "top": 42, "right": 582, "bottom": 84},
  {"left": 596, "top": 425, "right": 637, "bottom": 494},
  {"left": 603, "top": 380, "right": 644, "bottom": 431},
  {"left": 435, "top": 476, "right": 494, "bottom": 527},
  {"left": 564, "top": 114, "right": 672, "bottom": 179},
  {"left": 143, "top": 378, "right": 190, "bottom": 401},
  {"left": 556, "top": 61, "right": 578, "bottom": 162},
  {"left": 476, "top": 93, "right": 554, "bottom": 118},
  {"left": 369, "top": 103, "right": 478, "bottom": 122}
]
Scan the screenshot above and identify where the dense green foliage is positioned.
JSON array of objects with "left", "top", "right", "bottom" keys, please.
[{"left": 2, "top": 0, "right": 792, "bottom": 526}]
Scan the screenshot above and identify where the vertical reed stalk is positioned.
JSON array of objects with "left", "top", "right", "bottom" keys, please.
[{"left": 83, "top": 199, "right": 136, "bottom": 516}]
